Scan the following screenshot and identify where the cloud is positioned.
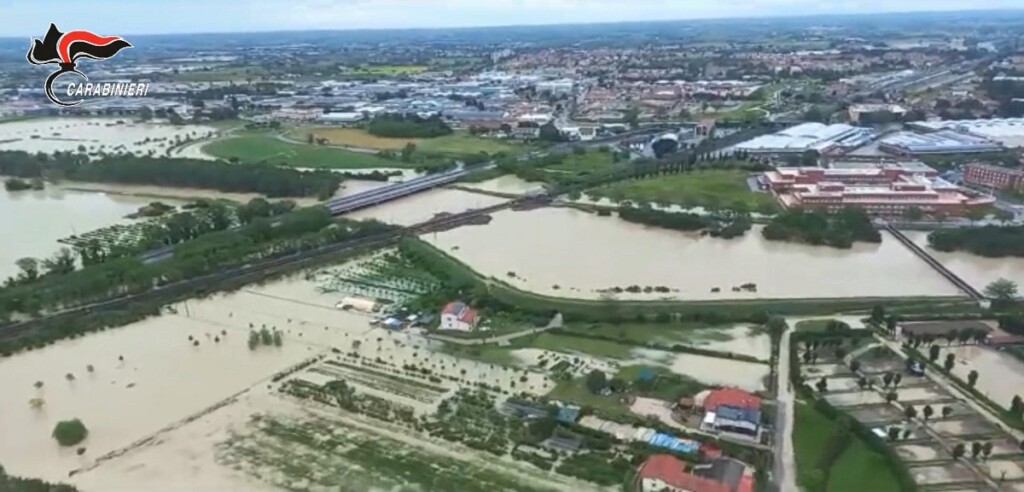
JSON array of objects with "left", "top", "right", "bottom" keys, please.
[{"left": 0, "top": 0, "right": 1020, "bottom": 35}]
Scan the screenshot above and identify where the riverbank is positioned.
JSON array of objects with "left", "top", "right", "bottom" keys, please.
[{"left": 399, "top": 236, "right": 973, "bottom": 320}]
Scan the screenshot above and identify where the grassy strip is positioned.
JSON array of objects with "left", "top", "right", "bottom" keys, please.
[
  {"left": 793, "top": 402, "right": 901, "bottom": 492},
  {"left": 549, "top": 328, "right": 768, "bottom": 364},
  {"left": 398, "top": 236, "right": 974, "bottom": 320},
  {"left": 790, "top": 331, "right": 917, "bottom": 492}
]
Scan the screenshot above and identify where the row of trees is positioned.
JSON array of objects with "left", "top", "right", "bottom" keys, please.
[
  {"left": 762, "top": 208, "right": 880, "bottom": 249},
  {"left": 0, "top": 206, "right": 394, "bottom": 332},
  {"left": 0, "top": 150, "right": 341, "bottom": 199},
  {"left": 0, "top": 464, "right": 78, "bottom": 492},
  {"left": 617, "top": 206, "right": 752, "bottom": 239},
  {"left": 366, "top": 114, "right": 453, "bottom": 138},
  {"left": 928, "top": 225, "right": 1024, "bottom": 258}
]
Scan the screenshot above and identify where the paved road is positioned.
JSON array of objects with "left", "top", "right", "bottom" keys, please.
[{"left": 774, "top": 328, "right": 799, "bottom": 492}]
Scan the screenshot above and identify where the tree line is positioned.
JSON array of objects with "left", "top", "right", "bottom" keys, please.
[
  {"left": 617, "top": 206, "right": 752, "bottom": 239},
  {"left": 0, "top": 464, "right": 78, "bottom": 492},
  {"left": 763, "top": 208, "right": 880, "bottom": 249},
  {"left": 928, "top": 225, "right": 1024, "bottom": 258},
  {"left": 0, "top": 206, "right": 394, "bottom": 332},
  {"left": 366, "top": 114, "right": 453, "bottom": 138},
  {"left": 0, "top": 150, "right": 341, "bottom": 199}
]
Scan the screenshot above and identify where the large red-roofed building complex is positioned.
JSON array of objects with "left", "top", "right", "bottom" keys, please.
[{"left": 759, "top": 164, "right": 994, "bottom": 217}]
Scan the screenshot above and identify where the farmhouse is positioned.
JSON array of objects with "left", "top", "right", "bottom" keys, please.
[
  {"left": 636, "top": 454, "right": 729, "bottom": 492},
  {"left": 439, "top": 301, "right": 480, "bottom": 331}
]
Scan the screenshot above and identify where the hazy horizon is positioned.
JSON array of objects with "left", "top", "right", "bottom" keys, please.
[{"left": 2, "top": 0, "right": 1024, "bottom": 37}]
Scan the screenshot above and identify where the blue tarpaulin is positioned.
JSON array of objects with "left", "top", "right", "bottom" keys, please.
[{"left": 646, "top": 432, "right": 699, "bottom": 454}]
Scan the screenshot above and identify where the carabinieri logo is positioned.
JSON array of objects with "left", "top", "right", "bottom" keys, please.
[{"left": 26, "top": 23, "right": 138, "bottom": 107}]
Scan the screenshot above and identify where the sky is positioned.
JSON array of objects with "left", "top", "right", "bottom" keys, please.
[{"left": 2, "top": 0, "right": 1023, "bottom": 36}]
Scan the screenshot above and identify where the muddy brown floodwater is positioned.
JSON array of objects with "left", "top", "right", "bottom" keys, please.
[
  {"left": 425, "top": 207, "right": 964, "bottom": 300},
  {"left": 904, "top": 230, "right": 1024, "bottom": 293},
  {"left": 0, "top": 187, "right": 154, "bottom": 282}
]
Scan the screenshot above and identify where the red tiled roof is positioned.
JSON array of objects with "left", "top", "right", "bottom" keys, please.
[
  {"left": 638, "top": 455, "right": 729, "bottom": 492},
  {"left": 738, "top": 474, "right": 755, "bottom": 492},
  {"left": 441, "top": 301, "right": 478, "bottom": 324},
  {"left": 704, "top": 388, "right": 762, "bottom": 411}
]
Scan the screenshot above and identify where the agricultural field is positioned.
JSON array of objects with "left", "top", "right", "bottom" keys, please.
[
  {"left": 541, "top": 151, "right": 616, "bottom": 177},
  {"left": 308, "top": 250, "right": 441, "bottom": 305},
  {"left": 202, "top": 135, "right": 410, "bottom": 169},
  {"left": 218, "top": 413, "right": 560, "bottom": 492},
  {"left": 303, "top": 127, "right": 522, "bottom": 155},
  {"left": 587, "top": 169, "right": 778, "bottom": 213}
]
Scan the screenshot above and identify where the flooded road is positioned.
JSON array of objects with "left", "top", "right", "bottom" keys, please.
[
  {"left": 346, "top": 188, "right": 506, "bottom": 226},
  {"left": 424, "top": 207, "right": 963, "bottom": 300},
  {"left": 0, "top": 187, "right": 152, "bottom": 282}
]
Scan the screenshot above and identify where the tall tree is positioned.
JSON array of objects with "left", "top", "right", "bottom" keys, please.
[
  {"left": 923, "top": 404, "right": 934, "bottom": 421},
  {"left": 967, "top": 370, "right": 979, "bottom": 388},
  {"left": 985, "top": 278, "right": 1019, "bottom": 301}
]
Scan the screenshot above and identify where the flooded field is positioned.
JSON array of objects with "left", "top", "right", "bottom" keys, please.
[
  {"left": 904, "top": 230, "right": 1024, "bottom": 292},
  {"left": 631, "top": 348, "right": 769, "bottom": 391},
  {"left": 0, "top": 118, "right": 215, "bottom": 157},
  {"left": 949, "top": 344, "right": 1024, "bottom": 411},
  {"left": 425, "top": 207, "right": 963, "bottom": 300},
  {"left": 347, "top": 188, "right": 506, "bottom": 226},
  {"left": 0, "top": 187, "right": 152, "bottom": 281},
  {"left": 461, "top": 175, "right": 544, "bottom": 196},
  {"left": 0, "top": 263, "right": 562, "bottom": 488}
]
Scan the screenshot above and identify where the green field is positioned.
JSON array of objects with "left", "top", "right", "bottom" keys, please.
[
  {"left": 561, "top": 322, "right": 733, "bottom": 346},
  {"left": 203, "top": 136, "right": 411, "bottom": 169},
  {"left": 793, "top": 402, "right": 900, "bottom": 492},
  {"left": 417, "top": 132, "right": 522, "bottom": 155},
  {"left": 544, "top": 151, "right": 615, "bottom": 176},
  {"left": 294, "top": 127, "right": 521, "bottom": 156},
  {"left": 588, "top": 170, "right": 778, "bottom": 213}
]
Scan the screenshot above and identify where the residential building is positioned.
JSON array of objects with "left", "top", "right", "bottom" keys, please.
[
  {"left": 963, "top": 163, "right": 1024, "bottom": 192},
  {"left": 701, "top": 405, "right": 761, "bottom": 438},
  {"left": 636, "top": 454, "right": 729, "bottom": 492},
  {"left": 439, "top": 301, "right": 479, "bottom": 331},
  {"left": 699, "top": 388, "right": 763, "bottom": 412},
  {"left": 692, "top": 457, "right": 754, "bottom": 492}
]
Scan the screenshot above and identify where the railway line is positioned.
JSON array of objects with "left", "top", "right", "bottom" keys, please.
[{"left": 0, "top": 197, "right": 531, "bottom": 341}]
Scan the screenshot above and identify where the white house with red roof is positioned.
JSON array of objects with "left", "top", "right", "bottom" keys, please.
[{"left": 439, "top": 301, "right": 480, "bottom": 332}]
